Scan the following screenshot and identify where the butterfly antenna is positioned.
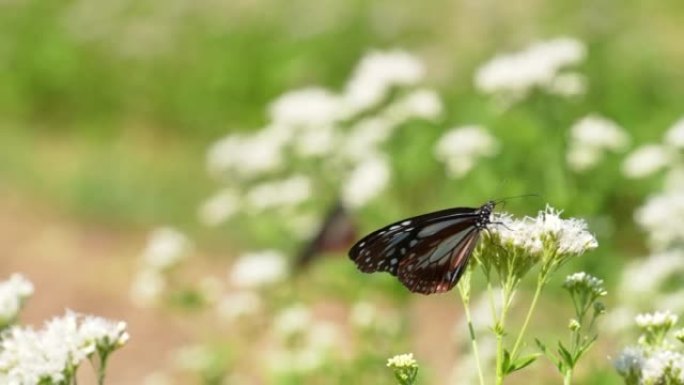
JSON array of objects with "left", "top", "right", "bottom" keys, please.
[{"left": 493, "top": 193, "right": 543, "bottom": 205}]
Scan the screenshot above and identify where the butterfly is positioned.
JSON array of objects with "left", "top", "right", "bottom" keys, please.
[
  {"left": 348, "top": 201, "right": 496, "bottom": 294},
  {"left": 295, "top": 201, "right": 357, "bottom": 271}
]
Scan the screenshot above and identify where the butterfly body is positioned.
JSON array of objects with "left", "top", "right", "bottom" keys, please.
[{"left": 349, "top": 201, "right": 495, "bottom": 294}]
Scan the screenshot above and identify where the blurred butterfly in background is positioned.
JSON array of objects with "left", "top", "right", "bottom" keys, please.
[
  {"left": 348, "top": 201, "right": 496, "bottom": 294},
  {"left": 294, "top": 201, "right": 357, "bottom": 271}
]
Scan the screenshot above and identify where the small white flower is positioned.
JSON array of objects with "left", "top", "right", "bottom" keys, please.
[
  {"left": 387, "top": 353, "right": 418, "bottom": 368},
  {"left": 641, "top": 349, "right": 684, "bottom": 384},
  {"left": 293, "top": 125, "right": 337, "bottom": 157},
  {"left": 614, "top": 346, "right": 644, "bottom": 378},
  {"left": 384, "top": 88, "right": 443, "bottom": 123},
  {"left": 546, "top": 72, "right": 587, "bottom": 97},
  {"left": 206, "top": 125, "right": 290, "bottom": 179},
  {"left": 344, "top": 49, "right": 425, "bottom": 113},
  {"left": 142, "top": 227, "right": 191, "bottom": 271},
  {"left": 619, "top": 251, "right": 684, "bottom": 297},
  {"left": 635, "top": 310, "right": 678, "bottom": 330},
  {"left": 567, "top": 114, "right": 629, "bottom": 171},
  {"left": 434, "top": 125, "right": 499, "bottom": 178},
  {"left": 475, "top": 37, "right": 586, "bottom": 101},
  {"left": 229, "top": 250, "right": 288, "bottom": 288},
  {"left": 245, "top": 175, "right": 312, "bottom": 211},
  {"left": 339, "top": 117, "right": 394, "bottom": 162},
  {"left": 665, "top": 117, "right": 684, "bottom": 148},
  {"left": 349, "top": 301, "right": 378, "bottom": 329},
  {"left": 622, "top": 144, "right": 671, "bottom": 178},
  {"left": 564, "top": 272, "right": 607, "bottom": 297},
  {"left": 341, "top": 155, "right": 391, "bottom": 208},
  {"left": 130, "top": 269, "right": 166, "bottom": 306},
  {"left": 273, "top": 304, "right": 312, "bottom": 336},
  {"left": 198, "top": 188, "right": 240, "bottom": 226},
  {"left": 268, "top": 87, "right": 343, "bottom": 128},
  {"left": 634, "top": 192, "right": 684, "bottom": 250},
  {"left": 0, "top": 274, "right": 34, "bottom": 326},
  {"left": 216, "top": 291, "right": 262, "bottom": 321}
]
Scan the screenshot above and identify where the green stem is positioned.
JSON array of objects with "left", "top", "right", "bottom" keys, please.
[
  {"left": 509, "top": 277, "right": 545, "bottom": 360},
  {"left": 563, "top": 368, "right": 573, "bottom": 385},
  {"left": 495, "top": 287, "right": 512, "bottom": 385},
  {"left": 459, "top": 287, "right": 486, "bottom": 385}
]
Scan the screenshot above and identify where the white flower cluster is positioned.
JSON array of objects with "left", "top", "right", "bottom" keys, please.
[
  {"left": 616, "top": 346, "right": 684, "bottom": 385},
  {"left": 475, "top": 37, "right": 586, "bottom": 103},
  {"left": 130, "top": 227, "right": 191, "bottom": 306},
  {"left": 636, "top": 311, "right": 679, "bottom": 331},
  {"left": 433, "top": 125, "right": 500, "bottom": 178},
  {"left": 563, "top": 272, "right": 608, "bottom": 297},
  {"left": 0, "top": 311, "right": 128, "bottom": 384},
  {"left": 202, "top": 49, "right": 443, "bottom": 227},
  {"left": 622, "top": 117, "right": 684, "bottom": 179},
  {"left": 387, "top": 353, "right": 418, "bottom": 369},
  {"left": 491, "top": 205, "right": 598, "bottom": 260},
  {"left": 228, "top": 250, "right": 288, "bottom": 289},
  {"left": 566, "top": 114, "right": 630, "bottom": 172},
  {"left": 267, "top": 304, "right": 342, "bottom": 374},
  {"left": 635, "top": 192, "right": 684, "bottom": 250},
  {"left": 0, "top": 274, "right": 33, "bottom": 328}
]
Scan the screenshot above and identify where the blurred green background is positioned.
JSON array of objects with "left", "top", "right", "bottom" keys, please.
[{"left": 1, "top": 0, "right": 683, "bottom": 384}]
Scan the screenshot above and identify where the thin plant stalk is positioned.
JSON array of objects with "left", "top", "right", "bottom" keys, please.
[{"left": 458, "top": 285, "right": 486, "bottom": 385}]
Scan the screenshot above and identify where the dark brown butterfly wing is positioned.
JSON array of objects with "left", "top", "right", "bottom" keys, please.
[{"left": 349, "top": 204, "right": 491, "bottom": 294}]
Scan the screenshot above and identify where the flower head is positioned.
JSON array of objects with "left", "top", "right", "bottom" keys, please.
[
  {"left": 622, "top": 145, "right": 671, "bottom": 179},
  {"left": 636, "top": 310, "right": 679, "bottom": 348},
  {"left": 563, "top": 272, "right": 607, "bottom": 298},
  {"left": 341, "top": 155, "right": 391, "bottom": 208},
  {"left": 387, "top": 353, "right": 419, "bottom": 385},
  {"left": 483, "top": 206, "right": 598, "bottom": 280},
  {"left": 475, "top": 37, "right": 586, "bottom": 102},
  {"left": 434, "top": 125, "right": 499, "bottom": 178},
  {"left": 229, "top": 250, "right": 288, "bottom": 289},
  {"left": 567, "top": 115, "right": 629, "bottom": 172},
  {"left": 0, "top": 274, "right": 34, "bottom": 328},
  {"left": 141, "top": 227, "right": 191, "bottom": 271}
]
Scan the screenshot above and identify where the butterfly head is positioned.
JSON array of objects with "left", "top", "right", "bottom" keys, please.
[{"left": 476, "top": 200, "right": 496, "bottom": 229}]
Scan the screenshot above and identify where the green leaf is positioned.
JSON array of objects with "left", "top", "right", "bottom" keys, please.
[
  {"left": 507, "top": 354, "right": 540, "bottom": 373},
  {"left": 557, "top": 341, "right": 573, "bottom": 368},
  {"left": 502, "top": 349, "right": 512, "bottom": 374}
]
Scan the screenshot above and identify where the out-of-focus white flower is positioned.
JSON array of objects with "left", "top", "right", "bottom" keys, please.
[
  {"left": 229, "top": 250, "right": 288, "bottom": 289},
  {"left": 634, "top": 192, "right": 684, "bottom": 250},
  {"left": 0, "top": 274, "right": 33, "bottom": 327},
  {"left": 384, "top": 88, "right": 443, "bottom": 122},
  {"left": 619, "top": 251, "right": 684, "bottom": 297},
  {"left": 614, "top": 346, "right": 645, "bottom": 379},
  {"left": 622, "top": 144, "right": 671, "bottom": 179},
  {"left": 130, "top": 269, "right": 166, "bottom": 306},
  {"left": 665, "top": 117, "right": 684, "bottom": 148},
  {"left": 198, "top": 188, "right": 240, "bottom": 226},
  {"left": 143, "top": 371, "right": 173, "bottom": 385},
  {"left": 273, "top": 304, "right": 312, "bottom": 337},
  {"left": 206, "top": 125, "right": 290, "bottom": 179},
  {"left": 349, "top": 301, "right": 378, "bottom": 329},
  {"left": 434, "top": 125, "right": 499, "bottom": 178},
  {"left": 245, "top": 175, "right": 312, "bottom": 211},
  {"left": 142, "top": 227, "right": 191, "bottom": 271},
  {"left": 216, "top": 291, "right": 262, "bottom": 321},
  {"left": 341, "top": 155, "right": 391, "bottom": 208},
  {"left": 635, "top": 310, "right": 678, "bottom": 330},
  {"left": 173, "top": 345, "right": 213, "bottom": 372},
  {"left": 344, "top": 49, "right": 425, "bottom": 113},
  {"left": 567, "top": 115, "right": 629, "bottom": 172},
  {"left": 293, "top": 125, "right": 337, "bottom": 157},
  {"left": 0, "top": 311, "right": 129, "bottom": 384},
  {"left": 546, "top": 72, "right": 587, "bottom": 97},
  {"left": 340, "top": 118, "right": 394, "bottom": 162},
  {"left": 475, "top": 37, "right": 586, "bottom": 101},
  {"left": 268, "top": 87, "right": 343, "bottom": 128},
  {"left": 641, "top": 349, "right": 684, "bottom": 384}
]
